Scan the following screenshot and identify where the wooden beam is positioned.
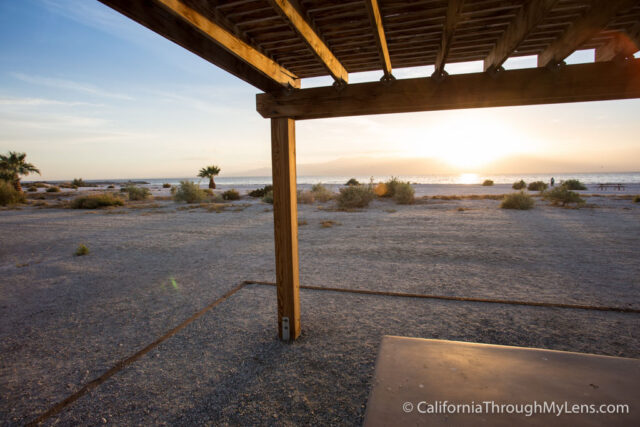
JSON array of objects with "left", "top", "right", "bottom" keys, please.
[
  {"left": 257, "top": 59, "right": 640, "bottom": 120},
  {"left": 433, "top": 0, "right": 464, "bottom": 77},
  {"left": 483, "top": 0, "right": 559, "bottom": 72},
  {"left": 268, "top": 0, "right": 348, "bottom": 83},
  {"left": 595, "top": 22, "right": 640, "bottom": 62},
  {"left": 537, "top": 0, "right": 636, "bottom": 67},
  {"left": 99, "top": 0, "right": 299, "bottom": 91},
  {"left": 365, "top": 0, "right": 393, "bottom": 78},
  {"left": 270, "top": 117, "right": 301, "bottom": 341}
]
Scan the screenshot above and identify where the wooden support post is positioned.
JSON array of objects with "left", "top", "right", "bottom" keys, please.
[{"left": 270, "top": 117, "right": 300, "bottom": 341}]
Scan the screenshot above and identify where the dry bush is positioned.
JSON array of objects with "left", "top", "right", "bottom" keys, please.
[
  {"left": 393, "top": 182, "right": 415, "bottom": 204},
  {"left": 71, "top": 193, "right": 124, "bottom": 209},
  {"left": 298, "top": 190, "right": 315, "bottom": 204},
  {"left": 528, "top": 181, "right": 548, "bottom": 191},
  {"left": 337, "top": 185, "right": 374, "bottom": 209},
  {"left": 512, "top": 180, "right": 526, "bottom": 190},
  {"left": 46, "top": 186, "right": 60, "bottom": 193},
  {"left": 0, "top": 180, "right": 25, "bottom": 205},
  {"left": 222, "top": 189, "right": 241, "bottom": 200},
  {"left": 75, "top": 244, "right": 89, "bottom": 256},
  {"left": 262, "top": 190, "right": 273, "bottom": 204},
  {"left": 561, "top": 179, "right": 587, "bottom": 190},
  {"left": 311, "top": 183, "right": 334, "bottom": 202},
  {"left": 124, "top": 185, "right": 151, "bottom": 201},
  {"left": 501, "top": 192, "right": 534, "bottom": 210},
  {"left": 482, "top": 179, "right": 494, "bottom": 186},
  {"left": 173, "top": 181, "right": 206, "bottom": 203},
  {"left": 544, "top": 187, "right": 584, "bottom": 207}
]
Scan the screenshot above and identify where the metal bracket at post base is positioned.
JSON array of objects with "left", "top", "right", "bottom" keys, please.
[{"left": 281, "top": 317, "right": 290, "bottom": 341}]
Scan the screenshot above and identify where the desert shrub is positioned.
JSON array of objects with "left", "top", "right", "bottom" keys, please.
[
  {"left": 0, "top": 180, "right": 25, "bottom": 205},
  {"left": 33, "top": 182, "right": 48, "bottom": 188},
  {"left": 249, "top": 185, "right": 273, "bottom": 198},
  {"left": 124, "top": 185, "right": 151, "bottom": 201},
  {"left": 528, "top": 181, "right": 548, "bottom": 191},
  {"left": 162, "top": 183, "right": 171, "bottom": 188},
  {"left": 173, "top": 180, "right": 206, "bottom": 203},
  {"left": 75, "top": 244, "right": 89, "bottom": 256},
  {"left": 107, "top": 184, "right": 115, "bottom": 189},
  {"left": 501, "top": 192, "right": 534, "bottom": 210},
  {"left": 46, "top": 186, "right": 60, "bottom": 193},
  {"left": 337, "top": 184, "right": 374, "bottom": 209},
  {"left": 345, "top": 178, "right": 360, "bottom": 186},
  {"left": 71, "top": 193, "right": 124, "bottom": 209},
  {"left": 482, "top": 179, "right": 494, "bottom": 186},
  {"left": 561, "top": 179, "right": 587, "bottom": 190},
  {"left": 377, "top": 177, "right": 400, "bottom": 198},
  {"left": 543, "top": 187, "right": 584, "bottom": 207},
  {"left": 633, "top": 195, "right": 640, "bottom": 203},
  {"left": 262, "top": 190, "right": 273, "bottom": 204},
  {"left": 222, "top": 189, "right": 240, "bottom": 200},
  {"left": 393, "top": 182, "right": 415, "bottom": 204},
  {"left": 27, "top": 186, "right": 38, "bottom": 192},
  {"left": 298, "top": 190, "right": 315, "bottom": 204},
  {"left": 311, "top": 183, "right": 333, "bottom": 202},
  {"left": 512, "top": 180, "right": 526, "bottom": 190},
  {"left": 71, "top": 178, "right": 86, "bottom": 187}
]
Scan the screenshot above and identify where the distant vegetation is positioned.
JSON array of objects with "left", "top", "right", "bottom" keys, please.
[
  {"left": 0, "top": 151, "right": 40, "bottom": 192},
  {"left": 75, "top": 244, "right": 89, "bottom": 256},
  {"left": 0, "top": 180, "right": 25, "bottom": 205},
  {"left": 544, "top": 187, "right": 584, "bottom": 207},
  {"left": 71, "top": 178, "right": 90, "bottom": 188},
  {"left": 528, "top": 181, "right": 548, "bottom": 191},
  {"left": 512, "top": 180, "right": 526, "bottom": 190},
  {"left": 345, "top": 178, "right": 360, "bottom": 186},
  {"left": 173, "top": 180, "right": 207, "bottom": 203},
  {"left": 249, "top": 185, "right": 272, "bottom": 198},
  {"left": 634, "top": 195, "right": 640, "bottom": 203},
  {"left": 198, "top": 165, "right": 221, "bottom": 189},
  {"left": 561, "top": 179, "right": 587, "bottom": 190},
  {"left": 222, "top": 189, "right": 240, "bottom": 200},
  {"left": 27, "top": 186, "right": 38, "bottom": 192},
  {"left": 298, "top": 190, "right": 315, "bottom": 204},
  {"left": 482, "top": 179, "right": 494, "bottom": 186},
  {"left": 393, "top": 182, "right": 415, "bottom": 204},
  {"left": 311, "top": 183, "right": 334, "bottom": 202},
  {"left": 124, "top": 185, "right": 151, "bottom": 201},
  {"left": 501, "top": 192, "right": 534, "bottom": 210},
  {"left": 162, "top": 183, "right": 172, "bottom": 188},
  {"left": 262, "top": 190, "right": 273, "bottom": 204},
  {"left": 71, "top": 193, "right": 124, "bottom": 209},
  {"left": 376, "top": 177, "right": 399, "bottom": 198},
  {"left": 46, "top": 186, "right": 60, "bottom": 193},
  {"left": 337, "top": 184, "right": 374, "bottom": 209}
]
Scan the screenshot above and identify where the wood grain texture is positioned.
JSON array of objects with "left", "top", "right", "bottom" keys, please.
[
  {"left": 270, "top": 117, "right": 301, "bottom": 341},
  {"left": 433, "top": 0, "right": 465, "bottom": 76},
  {"left": 257, "top": 59, "right": 640, "bottom": 120},
  {"left": 483, "top": 0, "right": 559, "bottom": 71},
  {"left": 268, "top": 0, "right": 348, "bottom": 83},
  {"left": 537, "top": 0, "right": 637, "bottom": 67},
  {"left": 365, "top": 0, "right": 392, "bottom": 77}
]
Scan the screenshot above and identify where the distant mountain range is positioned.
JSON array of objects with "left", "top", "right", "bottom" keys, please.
[{"left": 236, "top": 154, "right": 625, "bottom": 176}]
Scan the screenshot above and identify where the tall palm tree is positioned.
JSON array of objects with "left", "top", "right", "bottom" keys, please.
[
  {"left": 0, "top": 152, "right": 40, "bottom": 192},
  {"left": 198, "top": 165, "right": 221, "bottom": 189}
]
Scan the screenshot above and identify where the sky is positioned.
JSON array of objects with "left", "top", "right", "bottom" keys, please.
[{"left": 0, "top": 0, "right": 639, "bottom": 180}]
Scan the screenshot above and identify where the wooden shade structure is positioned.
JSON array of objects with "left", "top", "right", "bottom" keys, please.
[{"left": 99, "top": 0, "right": 640, "bottom": 341}]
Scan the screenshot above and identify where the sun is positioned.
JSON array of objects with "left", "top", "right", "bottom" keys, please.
[{"left": 404, "top": 113, "right": 529, "bottom": 170}]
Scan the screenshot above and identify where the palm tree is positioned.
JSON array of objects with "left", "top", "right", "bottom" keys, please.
[
  {"left": 198, "top": 165, "right": 221, "bottom": 189},
  {"left": 0, "top": 152, "right": 40, "bottom": 192}
]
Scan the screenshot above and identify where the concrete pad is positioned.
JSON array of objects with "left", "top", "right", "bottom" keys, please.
[{"left": 364, "top": 336, "right": 640, "bottom": 426}]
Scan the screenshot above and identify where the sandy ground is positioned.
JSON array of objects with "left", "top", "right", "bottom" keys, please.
[{"left": 1, "top": 185, "right": 639, "bottom": 425}]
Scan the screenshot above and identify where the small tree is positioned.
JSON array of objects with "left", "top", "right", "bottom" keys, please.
[
  {"left": 198, "top": 165, "right": 221, "bottom": 189},
  {"left": 0, "top": 151, "right": 40, "bottom": 192}
]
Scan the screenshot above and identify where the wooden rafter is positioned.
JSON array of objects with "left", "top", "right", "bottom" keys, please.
[
  {"left": 433, "top": 0, "right": 465, "bottom": 77},
  {"left": 595, "top": 22, "right": 640, "bottom": 62},
  {"left": 365, "top": 0, "right": 393, "bottom": 79},
  {"left": 483, "top": 0, "right": 559, "bottom": 72},
  {"left": 257, "top": 59, "right": 640, "bottom": 120},
  {"left": 537, "top": 0, "right": 637, "bottom": 67},
  {"left": 268, "top": 0, "right": 349, "bottom": 83},
  {"left": 99, "top": 0, "right": 299, "bottom": 91}
]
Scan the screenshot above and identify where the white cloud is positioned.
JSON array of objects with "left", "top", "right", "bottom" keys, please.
[{"left": 0, "top": 96, "right": 101, "bottom": 107}]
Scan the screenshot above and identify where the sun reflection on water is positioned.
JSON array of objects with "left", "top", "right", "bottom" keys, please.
[{"left": 457, "top": 173, "right": 479, "bottom": 184}]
